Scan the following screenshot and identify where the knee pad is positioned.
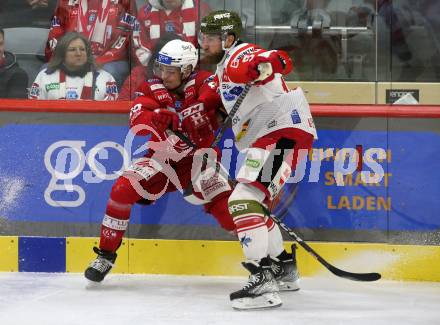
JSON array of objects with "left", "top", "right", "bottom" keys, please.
[
  {"left": 228, "top": 184, "right": 268, "bottom": 227},
  {"left": 110, "top": 176, "right": 141, "bottom": 205}
]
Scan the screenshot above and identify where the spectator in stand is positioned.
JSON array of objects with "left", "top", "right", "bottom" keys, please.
[
  {"left": 0, "top": 27, "right": 29, "bottom": 98},
  {"left": 30, "top": 32, "right": 118, "bottom": 100},
  {"left": 119, "top": 32, "right": 182, "bottom": 100},
  {"left": 45, "top": 0, "right": 137, "bottom": 88},
  {"left": 133, "top": 0, "right": 210, "bottom": 67}
]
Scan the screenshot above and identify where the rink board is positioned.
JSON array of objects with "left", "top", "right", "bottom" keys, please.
[
  {"left": 1, "top": 236, "right": 439, "bottom": 281},
  {"left": 0, "top": 111, "right": 439, "bottom": 240}
]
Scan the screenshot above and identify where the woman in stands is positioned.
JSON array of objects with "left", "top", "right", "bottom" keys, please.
[{"left": 29, "top": 32, "right": 118, "bottom": 100}]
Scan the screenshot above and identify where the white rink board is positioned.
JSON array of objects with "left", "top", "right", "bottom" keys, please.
[{"left": 0, "top": 273, "right": 439, "bottom": 325}]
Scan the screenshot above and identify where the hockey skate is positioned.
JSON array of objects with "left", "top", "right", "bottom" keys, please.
[
  {"left": 84, "top": 247, "right": 117, "bottom": 283},
  {"left": 230, "top": 257, "right": 282, "bottom": 310},
  {"left": 270, "top": 244, "right": 300, "bottom": 291}
]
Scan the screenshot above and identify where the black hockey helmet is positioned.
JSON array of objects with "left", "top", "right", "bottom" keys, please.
[{"left": 200, "top": 10, "right": 243, "bottom": 39}]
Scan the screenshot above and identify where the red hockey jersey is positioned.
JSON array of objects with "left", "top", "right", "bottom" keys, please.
[{"left": 45, "top": 0, "right": 137, "bottom": 65}]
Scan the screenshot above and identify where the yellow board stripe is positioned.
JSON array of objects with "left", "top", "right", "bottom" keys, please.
[
  {"left": 65, "top": 237, "right": 440, "bottom": 281},
  {"left": 0, "top": 236, "right": 19, "bottom": 272}
]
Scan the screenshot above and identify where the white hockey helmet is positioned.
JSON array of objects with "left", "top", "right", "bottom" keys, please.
[{"left": 155, "top": 39, "right": 198, "bottom": 74}]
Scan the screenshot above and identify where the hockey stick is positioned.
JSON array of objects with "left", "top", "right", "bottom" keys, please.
[
  {"left": 176, "top": 128, "right": 380, "bottom": 282},
  {"left": 272, "top": 213, "right": 381, "bottom": 282},
  {"left": 264, "top": 200, "right": 381, "bottom": 282},
  {"left": 182, "top": 83, "right": 252, "bottom": 198}
]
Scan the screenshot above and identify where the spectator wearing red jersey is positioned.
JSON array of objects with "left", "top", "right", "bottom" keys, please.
[
  {"left": 45, "top": 0, "right": 137, "bottom": 87},
  {"left": 133, "top": 0, "right": 210, "bottom": 67}
]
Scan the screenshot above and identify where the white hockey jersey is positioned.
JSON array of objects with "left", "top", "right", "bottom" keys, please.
[
  {"left": 29, "top": 68, "right": 118, "bottom": 100},
  {"left": 216, "top": 42, "right": 317, "bottom": 150}
]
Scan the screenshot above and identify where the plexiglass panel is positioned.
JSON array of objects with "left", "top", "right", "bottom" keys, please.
[{"left": 0, "top": 0, "right": 439, "bottom": 102}]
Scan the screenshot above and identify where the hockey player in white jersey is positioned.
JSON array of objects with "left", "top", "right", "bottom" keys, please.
[{"left": 200, "top": 10, "right": 318, "bottom": 310}]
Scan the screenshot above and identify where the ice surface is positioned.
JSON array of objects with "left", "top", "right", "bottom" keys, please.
[{"left": 0, "top": 273, "right": 439, "bottom": 325}]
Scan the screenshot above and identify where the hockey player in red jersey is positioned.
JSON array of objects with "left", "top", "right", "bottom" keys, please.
[
  {"left": 200, "top": 10, "right": 318, "bottom": 310},
  {"left": 84, "top": 39, "right": 235, "bottom": 282}
]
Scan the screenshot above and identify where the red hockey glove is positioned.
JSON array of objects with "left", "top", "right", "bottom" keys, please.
[
  {"left": 181, "top": 102, "right": 214, "bottom": 148},
  {"left": 151, "top": 109, "right": 179, "bottom": 133},
  {"left": 247, "top": 51, "right": 293, "bottom": 84}
]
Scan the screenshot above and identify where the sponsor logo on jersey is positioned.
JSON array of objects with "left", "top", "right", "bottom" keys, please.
[
  {"left": 89, "top": 12, "right": 97, "bottom": 24},
  {"left": 291, "top": 109, "right": 301, "bottom": 124},
  {"left": 29, "top": 84, "right": 40, "bottom": 97},
  {"left": 232, "top": 115, "right": 241, "bottom": 126},
  {"left": 174, "top": 100, "right": 182, "bottom": 109},
  {"left": 245, "top": 159, "right": 261, "bottom": 169},
  {"left": 121, "top": 13, "right": 136, "bottom": 27},
  {"left": 267, "top": 120, "right": 277, "bottom": 128},
  {"left": 150, "top": 83, "right": 166, "bottom": 91},
  {"left": 66, "top": 90, "right": 78, "bottom": 100},
  {"left": 102, "top": 228, "right": 117, "bottom": 238},
  {"left": 229, "top": 202, "right": 249, "bottom": 213},
  {"left": 231, "top": 47, "right": 256, "bottom": 68},
  {"left": 102, "top": 215, "right": 129, "bottom": 231},
  {"left": 200, "top": 176, "right": 227, "bottom": 198},
  {"left": 230, "top": 86, "right": 243, "bottom": 96},
  {"left": 165, "top": 21, "right": 176, "bottom": 33},
  {"left": 157, "top": 92, "right": 172, "bottom": 101},
  {"left": 268, "top": 181, "right": 280, "bottom": 197},
  {"left": 223, "top": 91, "right": 235, "bottom": 101},
  {"left": 222, "top": 86, "right": 244, "bottom": 102},
  {"left": 185, "top": 89, "right": 195, "bottom": 100},
  {"left": 236, "top": 119, "right": 250, "bottom": 142},
  {"left": 148, "top": 78, "right": 161, "bottom": 83},
  {"left": 106, "top": 82, "right": 118, "bottom": 95},
  {"left": 45, "top": 83, "right": 60, "bottom": 91}
]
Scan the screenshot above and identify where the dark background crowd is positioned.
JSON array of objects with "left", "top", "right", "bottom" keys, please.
[{"left": 0, "top": 0, "right": 439, "bottom": 100}]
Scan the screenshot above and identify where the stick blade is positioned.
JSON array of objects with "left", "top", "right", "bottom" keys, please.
[{"left": 328, "top": 265, "right": 381, "bottom": 282}]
